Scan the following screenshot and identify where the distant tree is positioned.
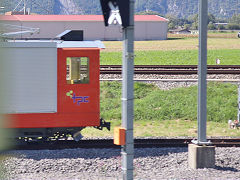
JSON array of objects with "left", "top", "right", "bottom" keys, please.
[
  {"left": 229, "top": 14, "right": 240, "bottom": 24},
  {"left": 165, "top": 14, "right": 178, "bottom": 30},
  {"left": 188, "top": 14, "right": 198, "bottom": 24},
  {"left": 188, "top": 13, "right": 218, "bottom": 30},
  {"left": 135, "top": 10, "right": 162, "bottom": 16},
  {"left": 208, "top": 22, "right": 216, "bottom": 30},
  {"left": 183, "top": 24, "right": 191, "bottom": 30},
  {"left": 168, "top": 22, "right": 177, "bottom": 30},
  {"left": 191, "top": 22, "right": 198, "bottom": 30},
  {"left": 227, "top": 23, "right": 240, "bottom": 30},
  {"left": 188, "top": 14, "right": 198, "bottom": 29},
  {"left": 208, "top": 13, "right": 216, "bottom": 24},
  {"left": 177, "top": 18, "right": 190, "bottom": 27},
  {"left": 217, "top": 24, "right": 226, "bottom": 30}
]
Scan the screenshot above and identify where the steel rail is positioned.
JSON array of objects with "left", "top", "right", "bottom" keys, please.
[
  {"left": 100, "top": 79, "right": 240, "bottom": 82},
  {"left": 11, "top": 138, "right": 240, "bottom": 150},
  {"left": 100, "top": 65, "right": 240, "bottom": 69},
  {"left": 100, "top": 69, "right": 240, "bottom": 75}
]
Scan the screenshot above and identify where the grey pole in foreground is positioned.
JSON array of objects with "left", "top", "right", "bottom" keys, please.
[
  {"left": 121, "top": 0, "right": 135, "bottom": 179},
  {"left": 238, "top": 85, "right": 240, "bottom": 123},
  {"left": 192, "top": 0, "right": 211, "bottom": 145}
]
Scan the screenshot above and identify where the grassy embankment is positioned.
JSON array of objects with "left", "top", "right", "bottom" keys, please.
[{"left": 81, "top": 34, "right": 240, "bottom": 138}]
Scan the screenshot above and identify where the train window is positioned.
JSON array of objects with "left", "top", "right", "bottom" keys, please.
[{"left": 66, "top": 57, "right": 89, "bottom": 84}]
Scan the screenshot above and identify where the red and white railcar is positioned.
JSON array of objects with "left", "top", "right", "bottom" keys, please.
[{"left": 0, "top": 39, "right": 108, "bottom": 140}]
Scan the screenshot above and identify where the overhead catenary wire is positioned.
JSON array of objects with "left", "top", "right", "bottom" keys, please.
[
  {"left": 31, "top": 0, "right": 52, "bottom": 14},
  {"left": 13, "top": 0, "right": 24, "bottom": 12},
  {"left": 0, "top": 23, "right": 40, "bottom": 38}
]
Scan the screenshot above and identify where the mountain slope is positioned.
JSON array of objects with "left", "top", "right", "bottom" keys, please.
[
  {"left": 135, "top": 0, "right": 240, "bottom": 19},
  {"left": 1, "top": 0, "right": 240, "bottom": 19},
  {"left": 53, "top": 0, "right": 83, "bottom": 15}
]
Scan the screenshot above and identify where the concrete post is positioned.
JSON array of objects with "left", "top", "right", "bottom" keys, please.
[{"left": 188, "top": 144, "right": 215, "bottom": 169}]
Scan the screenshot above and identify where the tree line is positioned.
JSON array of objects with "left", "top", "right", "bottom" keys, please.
[{"left": 137, "top": 10, "right": 240, "bottom": 30}]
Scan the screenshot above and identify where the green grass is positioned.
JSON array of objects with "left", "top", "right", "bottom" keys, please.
[
  {"left": 81, "top": 81, "right": 240, "bottom": 137},
  {"left": 89, "top": 36, "right": 240, "bottom": 138},
  {"left": 100, "top": 81, "right": 238, "bottom": 122},
  {"left": 82, "top": 119, "right": 240, "bottom": 138},
  {"left": 100, "top": 49, "right": 240, "bottom": 65},
  {"left": 100, "top": 82, "right": 158, "bottom": 120}
]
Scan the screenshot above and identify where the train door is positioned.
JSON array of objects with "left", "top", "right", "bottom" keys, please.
[{"left": 57, "top": 48, "right": 100, "bottom": 127}]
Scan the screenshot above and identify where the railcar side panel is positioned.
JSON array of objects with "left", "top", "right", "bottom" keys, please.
[{"left": 8, "top": 47, "right": 100, "bottom": 128}]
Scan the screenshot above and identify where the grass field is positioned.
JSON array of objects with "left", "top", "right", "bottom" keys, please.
[
  {"left": 81, "top": 81, "right": 240, "bottom": 138},
  {"left": 102, "top": 34, "right": 240, "bottom": 52},
  {"left": 102, "top": 38, "right": 240, "bottom": 52},
  {"left": 83, "top": 33, "right": 240, "bottom": 138},
  {"left": 82, "top": 119, "right": 240, "bottom": 138},
  {"left": 101, "top": 49, "right": 240, "bottom": 65},
  {"left": 101, "top": 33, "right": 240, "bottom": 65},
  {"left": 100, "top": 82, "right": 238, "bottom": 123}
]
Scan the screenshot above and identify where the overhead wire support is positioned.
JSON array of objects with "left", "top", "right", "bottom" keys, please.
[
  {"left": 121, "top": 0, "right": 135, "bottom": 179},
  {"left": 0, "top": 23, "right": 39, "bottom": 38},
  {"left": 192, "top": 0, "right": 211, "bottom": 146}
]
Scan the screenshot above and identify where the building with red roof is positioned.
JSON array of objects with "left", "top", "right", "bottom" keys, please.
[{"left": 0, "top": 15, "right": 168, "bottom": 40}]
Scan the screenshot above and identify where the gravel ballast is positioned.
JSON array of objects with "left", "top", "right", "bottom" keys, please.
[
  {"left": 2, "top": 147, "right": 240, "bottom": 179},
  {"left": 100, "top": 74, "right": 240, "bottom": 90},
  {"left": 2, "top": 74, "right": 239, "bottom": 179}
]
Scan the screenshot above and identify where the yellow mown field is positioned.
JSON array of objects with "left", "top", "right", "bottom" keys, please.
[{"left": 102, "top": 33, "right": 240, "bottom": 52}]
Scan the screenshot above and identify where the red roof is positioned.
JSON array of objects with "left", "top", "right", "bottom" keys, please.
[{"left": 0, "top": 15, "right": 168, "bottom": 22}]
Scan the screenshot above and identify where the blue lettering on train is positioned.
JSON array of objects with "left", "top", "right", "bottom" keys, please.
[{"left": 66, "top": 90, "right": 89, "bottom": 105}]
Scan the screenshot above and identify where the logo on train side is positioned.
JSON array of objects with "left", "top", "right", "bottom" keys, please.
[{"left": 66, "top": 90, "right": 89, "bottom": 105}]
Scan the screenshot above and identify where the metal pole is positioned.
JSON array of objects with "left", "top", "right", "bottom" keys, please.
[
  {"left": 121, "top": 0, "right": 135, "bottom": 179},
  {"left": 238, "top": 85, "right": 240, "bottom": 123},
  {"left": 195, "top": 0, "right": 210, "bottom": 145},
  {"left": 24, "top": 0, "right": 26, "bottom": 15}
]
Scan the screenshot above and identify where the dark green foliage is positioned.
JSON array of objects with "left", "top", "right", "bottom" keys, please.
[
  {"left": 100, "top": 81, "right": 158, "bottom": 119},
  {"left": 135, "top": 10, "right": 163, "bottom": 16},
  {"left": 208, "top": 22, "right": 216, "bottom": 30},
  {"left": 227, "top": 23, "right": 240, "bottom": 30},
  {"left": 134, "top": 82, "right": 158, "bottom": 99},
  {"left": 230, "top": 14, "right": 240, "bottom": 24},
  {"left": 207, "top": 82, "right": 238, "bottom": 122}
]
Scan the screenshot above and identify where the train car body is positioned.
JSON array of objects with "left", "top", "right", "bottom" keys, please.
[{"left": 0, "top": 40, "right": 107, "bottom": 140}]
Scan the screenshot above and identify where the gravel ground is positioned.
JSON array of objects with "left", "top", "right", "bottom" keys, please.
[
  {"left": 1, "top": 147, "right": 240, "bottom": 180},
  {"left": 1, "top": 74, "right": 239, "bottom": 179},
  {"left": 100, "top": 74, "right": 240, "bottom": 90}
]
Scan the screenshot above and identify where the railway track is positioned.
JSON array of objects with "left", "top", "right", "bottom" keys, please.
[
  {"left": 12, "top": 138, "right": 240, "bottom": 150},
  {"left": 100, "top": 65, "right": 240, "bottom": 75}
]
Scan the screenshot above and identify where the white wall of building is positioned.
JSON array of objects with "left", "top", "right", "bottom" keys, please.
[
  {"left": 135, "top": 21, "right": 168, "bottom": 40},
  {"left": 3, "top": 20, "right": 168, "bottom": 41}
]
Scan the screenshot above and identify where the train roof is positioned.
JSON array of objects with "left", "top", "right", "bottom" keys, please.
[{"left": 0, "top": 40, "right": 105, "bottom": 49}]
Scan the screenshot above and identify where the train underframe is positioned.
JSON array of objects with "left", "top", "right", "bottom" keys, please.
[{"left": 12, "top": 118, "right": 110, "bottom": 142}]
